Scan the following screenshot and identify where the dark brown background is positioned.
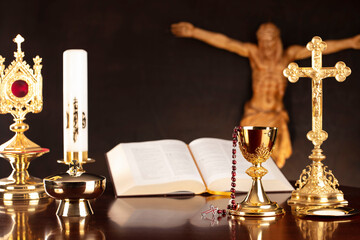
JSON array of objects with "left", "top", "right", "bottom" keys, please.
[{"left": 0, "top": 0, "right": 359, "bottom": 186}]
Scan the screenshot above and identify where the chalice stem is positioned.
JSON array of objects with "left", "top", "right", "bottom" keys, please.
[{"left": 243, "top": 177, "right": 271, "bottom": 204}]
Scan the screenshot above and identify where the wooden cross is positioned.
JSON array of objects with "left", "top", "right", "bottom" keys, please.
[
  {"left": 13, "top": 34, "right": 24, "bottom": 52},
  {"left": 283, "top": 36, "right": 351, "bottom": 148}
]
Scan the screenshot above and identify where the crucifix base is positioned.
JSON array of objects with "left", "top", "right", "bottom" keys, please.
[{"left": 287, "top": 159, "right": 348, "bottom": 209}]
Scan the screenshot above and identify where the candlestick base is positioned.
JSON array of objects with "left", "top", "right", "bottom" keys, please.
[
  {"left": 44, "top": 172, "right": 106, "bottom": 217},
  {"left": 57, "top": 199, "right": 93, "bottom": 217}
]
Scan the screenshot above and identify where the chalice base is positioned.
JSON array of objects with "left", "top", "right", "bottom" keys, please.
[
  {"left": 57, "top": 199, "right": 94, "bottom": 217},
  {"left": 0, "top": 175, "right": 48, "bottom": 200},
  {"left": 229, "top": 201, "right": 285, "bottom": 217}
]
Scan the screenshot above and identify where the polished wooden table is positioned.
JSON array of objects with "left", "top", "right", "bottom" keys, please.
[{"left": 0, "top": 184, "right": 359, "bottom": 239}]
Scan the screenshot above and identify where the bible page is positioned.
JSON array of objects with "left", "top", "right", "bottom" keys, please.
[{"left": 107, "top": 139, "right": 205, "bottom": 196}]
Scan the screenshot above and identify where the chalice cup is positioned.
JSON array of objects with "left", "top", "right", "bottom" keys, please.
[{"left": 229, "top": 126, "right": 285, "bottom": 217}]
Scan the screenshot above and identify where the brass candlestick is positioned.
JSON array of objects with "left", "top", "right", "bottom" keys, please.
[
  {"left": 0, "top": 34, "right": 49, "bottom": 200},
  {"left": 229, "top": 126, "right": 285, "bottom": 217},
  {"left": 44, "top": 50, "right": 105, "bottom": 217},
  {"left": 283, "top": 37, "right": 350, "bottom": 209},
  {"left": 44, "top": 159, "right": 106, "bottom": 217}
]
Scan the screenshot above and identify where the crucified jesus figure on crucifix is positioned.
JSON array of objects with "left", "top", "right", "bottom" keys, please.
[{"left": 171, "top": 22, "right": 360, "bottom": 168}]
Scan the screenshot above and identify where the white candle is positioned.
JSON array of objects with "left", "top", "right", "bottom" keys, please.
[{"left": 63, "top": 50, "right": 88, "bottom": 160}]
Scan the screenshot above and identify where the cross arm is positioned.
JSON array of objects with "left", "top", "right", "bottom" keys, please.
[
  {"left": 283, "top": 63, "right": 313, "bottom": 83},
  {"left": 320, "top": 62, "right": 351, "bottom": 82}
]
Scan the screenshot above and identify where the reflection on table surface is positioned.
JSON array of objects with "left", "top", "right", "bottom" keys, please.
[{"left": 0, "top": 186, "right": 359, "bottom": 239}]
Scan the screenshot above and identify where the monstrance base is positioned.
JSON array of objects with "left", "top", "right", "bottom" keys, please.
[
  {"left": 229, "top": 201, "right": 285, "bottom": 217},
  {"left": 0, "top": 176, "right": 48, "bottom": 200},
  {"left": 57, "top": 199, "right": 94, "bottom": 217}
]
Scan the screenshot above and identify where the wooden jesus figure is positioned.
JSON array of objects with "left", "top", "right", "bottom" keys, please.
[{"left": 171, "top": 22, "right": 360, "bottom": 168}]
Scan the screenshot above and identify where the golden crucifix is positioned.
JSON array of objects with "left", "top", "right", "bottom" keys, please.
[{"left": 283, "top": 36, "right": 350, "bottom": 209}]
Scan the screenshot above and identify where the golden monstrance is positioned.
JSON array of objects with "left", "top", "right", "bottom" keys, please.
[{"left": 0, "top": 34, "right": 49, "bottom": 200}]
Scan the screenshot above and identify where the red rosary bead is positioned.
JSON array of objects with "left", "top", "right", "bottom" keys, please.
[{"left": 228, "top": 127, "right": 239, "bottom": 214}]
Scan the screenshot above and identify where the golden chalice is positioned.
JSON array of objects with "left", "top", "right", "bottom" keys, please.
[{"left": 229, "top": 126, "right": 285, "bottom": 217}]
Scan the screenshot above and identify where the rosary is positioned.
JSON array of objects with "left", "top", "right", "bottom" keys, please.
[{"left": 201, "top": 126, "right": 240, "bottom": 220}]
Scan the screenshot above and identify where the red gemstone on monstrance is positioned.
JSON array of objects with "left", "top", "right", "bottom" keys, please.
[{"left": 11, "top": 80, "right": 28, "bottom": 98}]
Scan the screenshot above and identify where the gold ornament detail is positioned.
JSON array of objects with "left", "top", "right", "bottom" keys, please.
[
  {"left": 284, "top": 36, "right": 349, "bottom": 207},
  {"left": 0, "top": 35, "right": 43, "bottom": 118},
  {"left": 73, "top": 98, "right": 78, "bottom": 142},
  {"left": 239, "top": 143, "right": 272, "bottom": 165},
  {"left": 66, "top": 109, "right": 69, "bottom": 129},
  {"left": 67, "top": 159, "right": 83, "bottom": 177},
  {"left": 82, "top": 112, "right": 86, "bottom": 128},
  {"left": 245, "top": 166, "right": 268, "bottom": 178}
]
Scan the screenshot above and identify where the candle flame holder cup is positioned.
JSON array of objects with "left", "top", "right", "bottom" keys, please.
[
  {"left": 229, "top": 126, "right": 285, "bottom": 217},
  {"left": 44, "top": 169, "right": 106, "bottom": 217},
  {"left": 0, "top": 34, "right": 49, "bottom": 201}
]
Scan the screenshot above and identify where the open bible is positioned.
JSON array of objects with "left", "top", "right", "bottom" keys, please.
[{"left": 106, "top": 138, "right": 293, "bottom": 196}]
